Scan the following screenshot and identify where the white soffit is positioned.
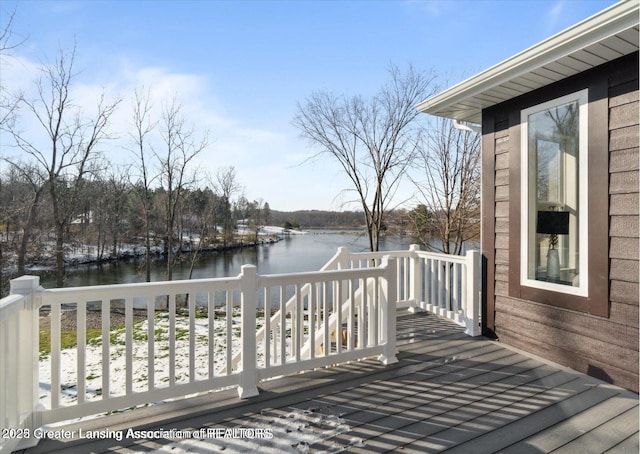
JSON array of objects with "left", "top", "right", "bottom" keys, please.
[{"left": 417, "top": 0, "right": 640, "bottom": 124}]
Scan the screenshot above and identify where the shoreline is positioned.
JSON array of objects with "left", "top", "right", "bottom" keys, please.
[{"left": 4, "top": 236, "right": 284, "bottom": 277}]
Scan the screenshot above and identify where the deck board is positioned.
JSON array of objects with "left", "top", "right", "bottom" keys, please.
[
  {"left": 443, "top": 378, "right": 623, "bottom": 453},
  {"left": 19, "top": 311, "right": 638, "bottom": 454},
  {"left": 500, "top": 394, "right": 639, "bottom": 453},
  {"left": 552, "top": 405, "right": 640, "bottom": 454}
]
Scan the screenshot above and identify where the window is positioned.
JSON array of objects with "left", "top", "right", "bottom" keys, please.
[{"left": 520, "top": 89, "right": 588, "bottom": 297}]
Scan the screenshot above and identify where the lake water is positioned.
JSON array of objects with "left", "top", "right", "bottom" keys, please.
[{"left": 39, "top": 231, "right": 417, "bottom": 290}]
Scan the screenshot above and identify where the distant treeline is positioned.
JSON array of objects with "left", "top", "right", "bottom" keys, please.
[
  {"left": 269, "top": 210, "right": 367, "bottom": 230},
  {"left": 268, "top": 209, "right": 418, "bottom": 235}
]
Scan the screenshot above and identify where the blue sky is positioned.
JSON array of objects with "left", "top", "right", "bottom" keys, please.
[{"left": 1, "top": 0, "right": 618, "bottom": 211}]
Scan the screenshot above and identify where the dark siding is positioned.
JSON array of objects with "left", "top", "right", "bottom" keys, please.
[
  {"left": 481, "top": 112, "right": 509, "bottom": 338},
  {"left": 494, "top": 131, "right": 510, "bottom": 304},
  {"left": 482, "top": 52, "right": 639, "bottom": 392},
  {"left": 609, "top": 71, "right": 639, "bottom": 336}
]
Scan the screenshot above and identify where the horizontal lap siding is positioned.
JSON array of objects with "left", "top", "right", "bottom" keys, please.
[
  {"left": 494, "top": 299, "right": 639, "bottom": 390},
  {"left": 494, "top": 133, "right": 510, "bottom": 301},
  {"left": 487, "top": 54, "right": 639, "bottom": 392},
  {"left": 609, "top": 81, "right": 639, "bottom": 326}
]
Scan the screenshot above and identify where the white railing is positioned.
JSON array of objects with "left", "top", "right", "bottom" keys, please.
[
  {"left": 0, "top": 277, "right": 42, "bottom": 453},
  {"left": 311, "top": 245, "right": 481, "bottom": 337},
  {"left": 0, "top": 244, "right": 480, "bottom": 452},
  {"left": 228, "top": 258, "right": 400, "bottom": 398},
  {"left": 381, "top": 246, "right": 480, "bottom": 336},
  {"left": 0, "top": 255, "right": 399, "bottom": 451},
  {"left": 37, "top": 274, "right": 248, "bottom": 425}
]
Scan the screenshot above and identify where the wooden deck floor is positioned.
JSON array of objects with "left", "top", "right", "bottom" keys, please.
[{"left": 21, "top": 311, "right": 639, "bottom": 453}]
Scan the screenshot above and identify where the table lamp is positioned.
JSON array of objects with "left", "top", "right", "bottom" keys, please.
[{"left": 536, "top": 210, "right": 569, "bottom": 280}]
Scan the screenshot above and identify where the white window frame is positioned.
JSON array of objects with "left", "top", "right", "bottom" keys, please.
[{"left": 520, "top": 89, "right": 589, "bottom": 297}]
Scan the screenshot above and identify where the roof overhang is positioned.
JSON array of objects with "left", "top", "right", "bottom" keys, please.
[{"left": 417, "top": 0, "right": 639, "bottom": 124}]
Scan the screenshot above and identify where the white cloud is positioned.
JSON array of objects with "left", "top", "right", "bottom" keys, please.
[
  {"left": 0, "top": 54, "right": 40, "bottom": 94},
  {"left": 0, "top": 52, "right": 341, "bottom": 210},
  {"left": 545, "top": 1, "right": 565, "bottom": 33}
]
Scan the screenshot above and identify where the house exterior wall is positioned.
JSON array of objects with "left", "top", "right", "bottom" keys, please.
[{"left": 481, "top": 52, "right": 639, "bottom": 392}]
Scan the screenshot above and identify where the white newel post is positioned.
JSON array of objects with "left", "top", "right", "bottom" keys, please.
[
  {"left": 409, "top": 244, "right": 422, "bottom": 309},
  {"left": 335, "top": 246, "right": 349, "bottom": 269},
  {"left": 465, "top": 250, "right": 482, "bottom": 337},
  {"left": 379, "top": 257, "right": 399, "bottom": 365},
  {"left": 238, "top": 265, "right": 259, "bottom": 398},
  {"left": 10, "top": 275, "right": 43, "bottom": 450}
]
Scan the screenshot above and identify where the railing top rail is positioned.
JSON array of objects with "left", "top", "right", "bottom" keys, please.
[
  {"left": 345, "top": 250, "right": 412, "bottom": 260},
  {"left": 40, "top": 275, "right": 241, "bottom": 305},
  {"left": 342, "top": 248, "right": 472, "bottom": 265},
  {"left": 319, "top": 247, "right": 347, "bottom": 271},
  {"left": 413, "top": 249, "right": 469, "bottom": 264},
  {"left": 0, "top": 294, "right": 26, "bottom": 320},
  {"left": 258, "top": 262, "right": 388, "bottom": 286}
]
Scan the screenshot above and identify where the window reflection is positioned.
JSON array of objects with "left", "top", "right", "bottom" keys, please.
[{"left": 527, "top": 99, "right": 580, "bottom": 287}]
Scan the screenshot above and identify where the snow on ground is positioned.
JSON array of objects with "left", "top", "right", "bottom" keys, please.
[
  {"left": 39, "top": 309, "right": 263, "bottom": 413},
  {"left": 38, "top": 310, "right": 363, "bottom": 451},
  {"left": 11, "top": 227, "right": 289, "bottom": 273},
  {"left": 261, "top": 225, "right": 307, "bottom": 235},
  {"left": 151, "top": 408, "right": 364, "bottom": 453}
]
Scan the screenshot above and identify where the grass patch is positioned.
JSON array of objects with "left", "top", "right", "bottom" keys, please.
[
  {"left": 132, "top": 326, "right": 165, "bottom": 343},
  {"left": 110, "top": 329, "right": 125, "bottom": 346},
  {"left": 40, "top": 320, "right": 128, "bottom": 357},
  {"left": 175, "top": 327, "right": 189, "bottom": 340},
  {"left": 39, "top": 312, "right": 245, "bottom": 358},
  {"left": 40, "top": 328, "right": 103, "bottom": 357}
]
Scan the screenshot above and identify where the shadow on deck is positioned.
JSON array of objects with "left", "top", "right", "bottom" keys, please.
[{"left": 20, "top": 312, "right": 639, "bottom": 453}]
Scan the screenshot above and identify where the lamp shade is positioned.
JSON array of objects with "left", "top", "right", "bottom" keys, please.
[{"left": 536, "top": 211, "right": 569, "bottom": 235}]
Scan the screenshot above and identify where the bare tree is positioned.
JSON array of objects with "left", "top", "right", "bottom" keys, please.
[
  {"left": 185, "top": 185, "right": 219, "bottom": 279},
  {"left": 1, "top": 160, "right": 47, "bottom": 274},
  {"left": 155, "top": 97, "right": 208, "bottom": 280},
  {"left": 128, "top": 88, "right": 157, "bottom": 281},
  {"left": 4, "top": 45, "right": 120, "bottom": 286},
  {"left": 0, "top": 7, "right": 27, "bottom": 53},
  {"left": 410, "top": 118, "right": 480, "bottom": 255},
  {"left": 293, "top": 65, "right": 437, "bottom": 251},
  {"left": 100, "top": 165, "right": 131, "bottom": 259},
  {"left": 0, "top": 7, "right": 27, "bottom": 128}
]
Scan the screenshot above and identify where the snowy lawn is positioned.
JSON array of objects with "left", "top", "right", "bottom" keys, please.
[
  {"left": 37, "top": 310, "right": 363, "bottom": 451},
  {"left": 26, "top": 226, "right": 367, "bottom": 450},
  {"left": 38, "top": 309, "right": 264, "bottom": 411}
]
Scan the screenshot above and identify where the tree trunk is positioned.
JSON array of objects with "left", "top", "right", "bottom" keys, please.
[
  {"left": 167, "top": 234, "right": 173, "bottom": 281},
  {"left": 17, "top": 189, "right": 43, "bottom": 275},
  {"left": 145, "top": 225, "right": 151, "bottom": 282},
  {"left": 97, "top": 229, "right": 104, "bottom": 263},
  {"left": 55, "top": 224, "right": 65, "bottom": 287}
]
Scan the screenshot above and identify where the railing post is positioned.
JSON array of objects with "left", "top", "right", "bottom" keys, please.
[
  {"left": 336, "top": 246, "right": 349, "bottom": 269},
  {"left": 409, "top": 244, "right": 422, "bottom": 310},
  {"left": 379, "top": 257, "right": 399, "bottom": 365},
  {"left": 465, "top": 250, "right": 482, "bottom": 337},
  {"left": 238, "top": 265, "right": 259, "bottom": 398},
  {"left": 9, "top": 275, "right": 43, "bottom": 450}
]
